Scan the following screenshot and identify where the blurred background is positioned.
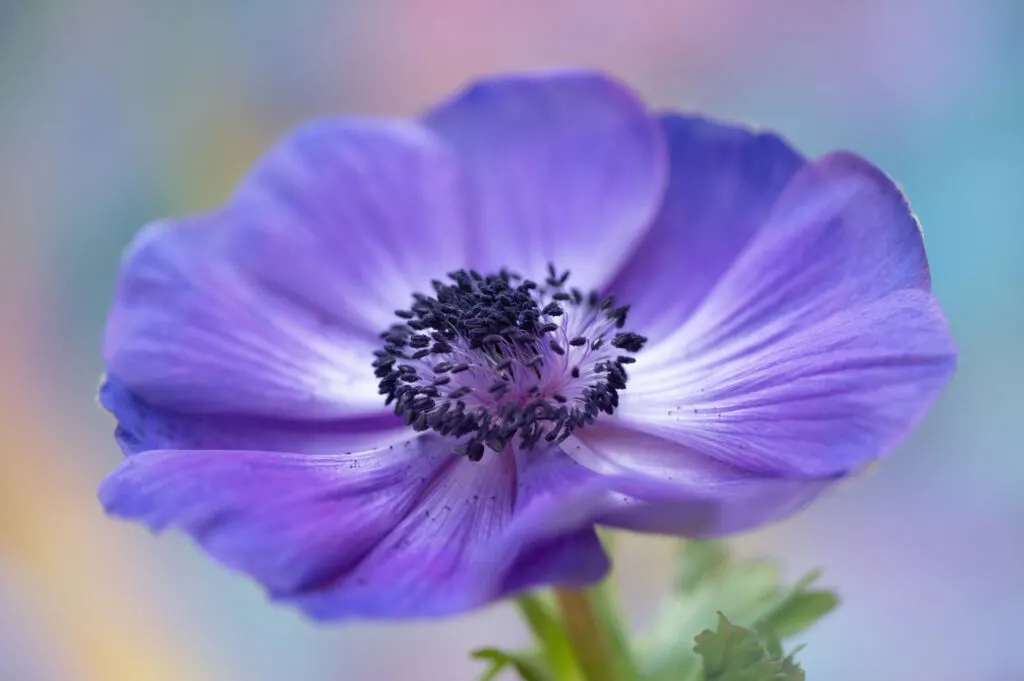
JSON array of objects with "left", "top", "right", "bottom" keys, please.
[{"left": 1, "top": 1, "right": 1021, "bottom": 679}]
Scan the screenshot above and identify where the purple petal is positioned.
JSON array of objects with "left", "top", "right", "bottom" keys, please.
[
  {"left": 607, "top": 115, "right": 806, "bottom": 343},
  {"left": 101, "top": 439, "right": 611, "bottom": 619},
  {"left": 99, "top": 376, "right": 408, "bottom": 457},
  {"left": 230, "top": 118, "right": 473, "bottom": 334},
  {"left": 565, "top": 423, "right": 832, "bottom": 536},
  {"left": 423, "top": 70, "right": 667, "bottom": 288},
  {"left": 618, "top": 290, "right": 956, "bottom": 477},
  {"left": 104, "top": 120, "right": 471, "bottom": 420},
  {"left": 103, "top": 212, "right": 382, "bottom": 419},
  {"left": 296, "top": 445, "right": 610, "bottom": 618},
  {"left": 601, "top": 485, "right": 828, "bottom": 538},
  {"left": 100, "top": 440, "right": 453, "bottom": 598},
  {"left": 644, "top": 151, "right": 933, "bottom": 362},
  {"left": 497, "top": 528, "right": 609, "bottom": 596}
]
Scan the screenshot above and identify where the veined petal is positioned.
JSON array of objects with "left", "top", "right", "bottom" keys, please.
[
  {"left": 643, "top": 150, "right": 932, "bottom": 364},
  {"left": 230, "top": 118, "right": 474, "bottom": 334},
  {"left": 423, "top": 70, "right": 667, "bottom": 289},
  {"left": 493, "top": 446, "right": 612, "bottom": 595},
  {"left": 618, "top": 290, "right": 956, "bottom": 477},
  {"left": 100, "top": 440, "right": 452, "bottom": 599},
  {"left": 296, "top": 444, "right": 611, "bottom": 618},
  {"left": 99, "top": 376, "right": 409, "bottom": 457},
  {"left": 100, "top": 438, "right": 611, "bottom": 619},
  {"left": 565, "top": 423, "right": 833, "bottom": 536},
  {"left": 607, "top": 115, "right": 806, "bottom": 343},
  {"left": 104, "top": 120, "right": 473, "bottom": 420}
]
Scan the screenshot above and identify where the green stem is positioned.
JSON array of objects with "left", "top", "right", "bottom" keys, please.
[{"left": 554, "top": 588, "right": 620, "bottom": 681}]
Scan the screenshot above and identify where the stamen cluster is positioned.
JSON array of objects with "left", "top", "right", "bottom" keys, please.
[{"left": 374, "top": 266, "right": 646, "bottom": 460}]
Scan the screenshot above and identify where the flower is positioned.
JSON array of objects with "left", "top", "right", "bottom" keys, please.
[{"left": 98, "top": 70, "right": 956, "bottom": 619}]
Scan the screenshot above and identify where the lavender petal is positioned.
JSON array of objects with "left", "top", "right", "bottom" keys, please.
[
  {"left": 616, "top": 290, "right": 956, "bottom": 477},
  {"left": 607, "top": 114, "right": 806, "bottom": 344},
  {"left": 423, "top": 70, "right": 667, "bottom": 289},
  {"left": 104, "top": 120, "right": 474, "bottom": 421},
  {"left": 101, "top": 438, "right": 613, "bottom": 619}
]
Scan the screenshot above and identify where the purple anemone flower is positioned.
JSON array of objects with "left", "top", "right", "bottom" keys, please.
[{"left": 98, "top": 71, "right": 956, "bottom": 619}]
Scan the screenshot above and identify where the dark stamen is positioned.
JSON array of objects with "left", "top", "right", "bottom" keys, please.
[{"left": 376, "top": 266, "right": 646, "bottom": 462}]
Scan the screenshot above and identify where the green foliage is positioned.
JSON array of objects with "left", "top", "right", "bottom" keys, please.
[
  {"left": 474, "top": 539, "right": 837, "bottom": 681},
  {"left": 514, "top": 593, "right": 580, "bottom": 681},
  {"left": 757, "top": 588, "right": 839, "bottom": 640},
  {"left": 473, "top": 593, "right": 585, "bottom": 681},
  {"left": 584, "top": 578, "right": 643, "bottom": 681},
  {"left": 482, "top": 587, "right": 640, "bottom": 681},
  {"left": 472, "top": 647, "right": 560, "bottom": 681},
  {"left": 638, "top": 541, "right": 837, "bottom": 681},
  {"left": 694, "top": 614, "right": 804, "bottom": 681}
]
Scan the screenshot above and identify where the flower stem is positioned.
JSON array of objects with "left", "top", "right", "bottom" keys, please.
[{"left": 553, "top": 588, "right": 620, "bottom": 681}]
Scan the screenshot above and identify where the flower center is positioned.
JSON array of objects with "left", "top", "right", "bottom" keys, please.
[{"left": 374, "top": 265, "right": 647, "bottom": 461}]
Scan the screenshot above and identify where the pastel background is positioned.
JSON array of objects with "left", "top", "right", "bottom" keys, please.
[{"left": 1, "top": 1, "right": 1020, "bottom": 680}]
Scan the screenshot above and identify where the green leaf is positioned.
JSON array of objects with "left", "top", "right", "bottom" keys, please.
[
  {"left": 676, "top": 540, "right": 730, "bottom": 591},
  {"left": 754, "top": 624, "right": 784, "bottom": 660},
  {"left": 694, "top": 613, "right": 805, "bottom": 681},
  {"left": 757, "top": 590, "right": 839, "bottom": 639},
  {"left": 514, "top": 593, "right": 579, "bottom": 680},
  {"left": 638, "top": 541, "right": 837, "bottom": 681},
  {"left": 472, "top": 648, "right": 559, "bottom": 681}
]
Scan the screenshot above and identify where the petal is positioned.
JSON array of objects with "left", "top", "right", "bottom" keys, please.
[
  {"left": 644, "top": 151, "right": 932, "bottom": 364},
  {"left": 296, "top": 445, "right": 611, "bottom": 618},
  {"left": 99, "top": 376, "right": 408, "bottom": 457},
  {"left": 601, "top": 484, "right": 828, "bottom": 538},
  {"left": 489, "top": 445, "right": 614, "bottom": 596},
  {"left": 497, "top": 528, "right": 609, "bottom": 596},
  {"left": 423, "top": 70, "right": 667, "bottom": 288},
  {"left": 606, "top": 115, "right": 806, "bottom": 343},
  {"left": 104, "top": 119, "right": 470, "bottom": 420},
  {"left": 101, "top": 438, "right": 611, "bottom": 620},
  {"left": 565, "top": 423, "right": 833, "bottom": 537},
  {"left": 104, "top": 215, "right": 384, "bottom": 419},
  {"left": 618, "top": 290, "right": 957, "bottom": 477},
  {"left": 100, "top": 440, "right": 454, "bottom": 598},
  {"left": 230, "top": 118, "right": 473, "bottom": 333}
]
